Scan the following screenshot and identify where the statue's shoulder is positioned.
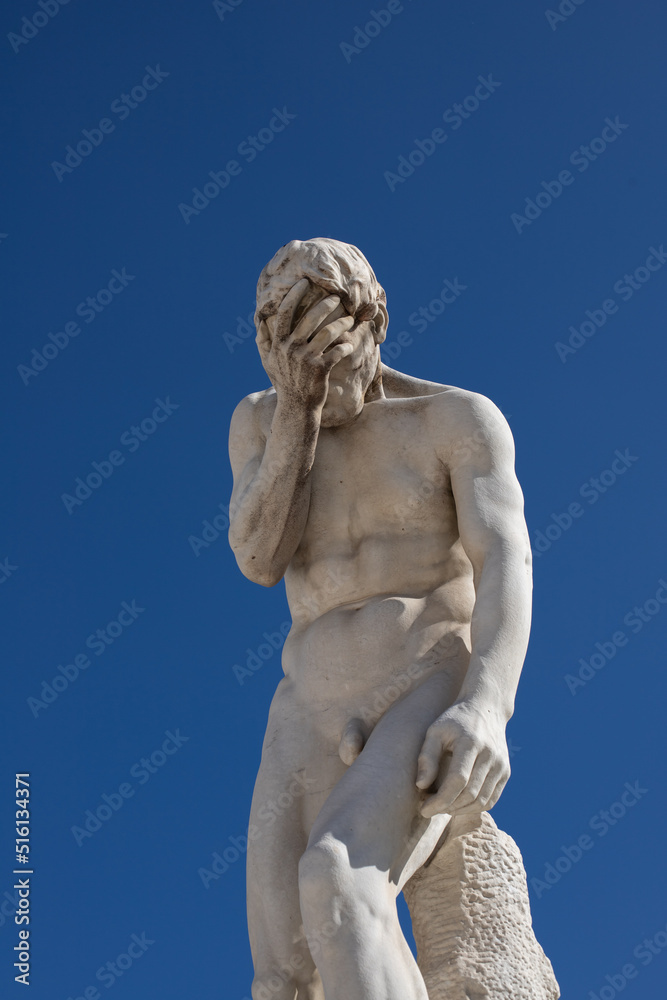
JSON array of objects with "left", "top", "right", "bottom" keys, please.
[
  {"left": 230, "top": 386, "right": 276, "bottom": 442},
  {"left": 382, "top": 365, "right": 507, "bottom": 438},
  {"left": 382, "top": 364, "right": 497, "bottom": 411},
  {"left": 381, "top": 364, "right": 454, "bottom": 399}
]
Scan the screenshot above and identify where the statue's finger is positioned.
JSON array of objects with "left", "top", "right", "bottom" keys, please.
[
  {"left": 470, "top": 766, "right": 503, "bottom": 812},
  {"left": 482, "top": 770, "right": 510, "bottom": 812},
  {"left": 323, "top": 342, "right": 354, "bottom": 370},
  {"left": 421, "top": 741, "right": 477, "bottom": 815},
  {"left": 290, "top": 295, "right": 342, "bottom": 344},
  {"left": 447, "top": 755, "right": 494, "bottom": 813},
  {"left": 274, "top": 278, "right": 310, "bottom": 340},
  {"left": 416, "top": 726, "right": 448, "bottom": 789},
  {"left": 256, "top": 320, "right": 270, "bottom": 351},
  {"left": 308, "top": 314, "right": 354, "bottom": 354}
]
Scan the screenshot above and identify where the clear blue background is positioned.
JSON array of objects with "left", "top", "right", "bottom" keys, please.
[{"left": 2, "top": 0, "right": 666, "bottom": 997}]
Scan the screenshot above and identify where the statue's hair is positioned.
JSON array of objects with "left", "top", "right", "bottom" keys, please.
[{"left": 254, "top": 238, "right": 386, "bottom": 330}]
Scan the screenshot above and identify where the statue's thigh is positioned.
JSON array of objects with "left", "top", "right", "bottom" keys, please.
[
  {"left": 306, "top": 671, "right": 455, "bottom": 892},
  {"left": 246, "top": 732, "right": 347, "bottom": 971}
]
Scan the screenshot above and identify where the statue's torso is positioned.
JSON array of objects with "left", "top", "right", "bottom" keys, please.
[{"left": 277, "top": 390, "right": 475, "bottom": 718}]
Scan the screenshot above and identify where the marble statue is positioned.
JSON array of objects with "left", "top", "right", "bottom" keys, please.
[{"left": 228, "top": 238, "right": 559, "bottom": 1000}]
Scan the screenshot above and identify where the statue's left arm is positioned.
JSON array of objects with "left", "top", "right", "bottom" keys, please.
[{"left": 417, "top": 392, "right": 532, "bottom": 818}]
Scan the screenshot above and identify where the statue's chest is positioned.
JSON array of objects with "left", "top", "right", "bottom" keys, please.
[{"left": 303, "top": 414, "right": 449, "bottom": 547}]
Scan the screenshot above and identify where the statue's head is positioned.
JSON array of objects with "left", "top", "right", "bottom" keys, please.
[{"left": 255, "top": 238, "right": 389, "bottom": 426}]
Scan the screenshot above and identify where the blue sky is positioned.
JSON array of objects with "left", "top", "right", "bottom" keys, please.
[{"left": 1, "top": 0, "right": 666, "bottom": 997}]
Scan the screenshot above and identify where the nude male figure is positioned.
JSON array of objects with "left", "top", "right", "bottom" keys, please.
[{"left": 228, "top": 238, "right": 532, "bottom": 1000}]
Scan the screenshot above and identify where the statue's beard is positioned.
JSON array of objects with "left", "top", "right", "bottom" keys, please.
[
  {"left": 320, "top": 357, "right": 382, "bottom": 427},
  {"left": 320, "top": 389, "right": 363, "bottom": 427}
]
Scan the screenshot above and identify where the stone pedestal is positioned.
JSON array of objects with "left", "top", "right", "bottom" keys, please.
[{"left": 403, "top": 813, "right": 560, "bottom": 1000}]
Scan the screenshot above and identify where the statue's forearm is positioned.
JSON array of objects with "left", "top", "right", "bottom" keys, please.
[
  {"left": 454, "top": 545, "right": 533, "bottom": 723},
  {"left": 229, "top": 402, "right": 320, "bottom": 586}
]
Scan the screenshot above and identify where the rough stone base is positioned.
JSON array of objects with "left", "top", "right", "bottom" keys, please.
[{"left": 403, "top": 812, "right": 560, "bottom": 1000}]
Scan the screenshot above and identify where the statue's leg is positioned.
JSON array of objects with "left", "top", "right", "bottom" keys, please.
[
  {"left": 247, "top": 813, "right": 319, "bottom": 998},
  {"left": 246, "top": 697, "right": 349, "bottom": 1000},
  {"left": 298, "top": 670, "right": 459, "bottom": 1000}
]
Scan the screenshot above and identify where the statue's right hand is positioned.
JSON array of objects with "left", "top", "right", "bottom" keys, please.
[{"left": 256, "top": 278, "right": 355, "bottom": 411}]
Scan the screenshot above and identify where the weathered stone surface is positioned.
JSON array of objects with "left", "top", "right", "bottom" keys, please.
[
  {"left": 404, "top": 812, "right": 560, "bottom": 1000},
  {"left": 231, "top": 238, "right": 558, "bottom": 997}
]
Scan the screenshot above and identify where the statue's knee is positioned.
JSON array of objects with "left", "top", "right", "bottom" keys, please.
[
  {"left": 252, "top": 959, "right": 315, "bottom": 1000},
  {"left": 298, "top": 839, "right": 348, "bottom": 915},
  {"left": 299, "top": 838, "right": 391, "bottom": 933},
  {"left": 252, "top": 973, "right": 293, "bottom": 1000}
]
